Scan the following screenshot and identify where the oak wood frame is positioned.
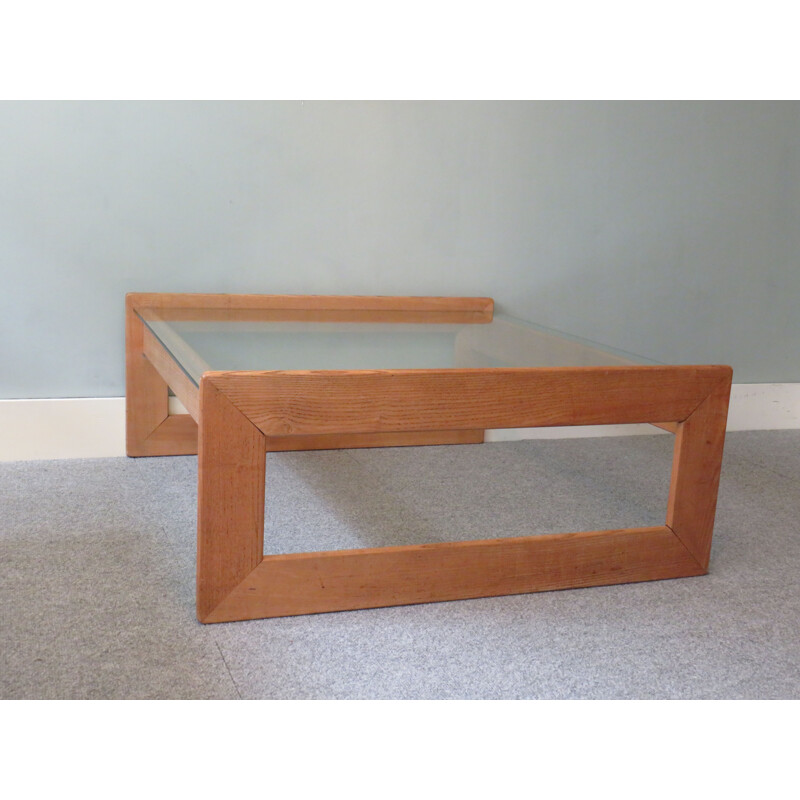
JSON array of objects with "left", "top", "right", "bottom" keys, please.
[
  {"left": 125, "top": 293, "right": 732, "bottom": 623},
  {"left": 126, "top": 293, "right": 490, "bottom": 455}
]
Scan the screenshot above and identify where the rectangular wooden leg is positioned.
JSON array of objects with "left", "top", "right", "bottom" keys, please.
[
  {"left": 126, "top": 295, "right": 198, "bottom": 456},
  {"left": 197, "top": 379, "right": 266, "bottom": 621},
  {"left": 666, "top": 371, "right": 733, "bottom": 568},
  {"left": 125, "top": 295, "right": 169, "bottom": 455}
]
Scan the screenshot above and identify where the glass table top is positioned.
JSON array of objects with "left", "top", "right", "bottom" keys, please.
[{"left": 138, "top": 308, "right": 659, "bottom": 388}]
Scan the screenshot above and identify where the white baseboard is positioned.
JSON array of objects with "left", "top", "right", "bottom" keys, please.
[
  {"left": 1, "top": 384, "right": 798, "bottom": 462},
  {"left": 489, "top": 383, "right": 800, "bottom": 441},
  {"left": 0, "top": 398, "right": 127, "bottom": 462}
]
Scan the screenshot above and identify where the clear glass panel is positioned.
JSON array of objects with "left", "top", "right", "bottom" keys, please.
[{"left": 138, "top": 308, "right": 660, "bottom": 387}]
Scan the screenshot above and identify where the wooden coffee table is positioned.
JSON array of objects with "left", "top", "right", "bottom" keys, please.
[{"left": 126, "top": 293, "right": 732, "bottom": 623}]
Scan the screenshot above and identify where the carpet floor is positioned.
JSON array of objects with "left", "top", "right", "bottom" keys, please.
[{"left": 1, "top": 430, "right": 798, "bottom": 699}]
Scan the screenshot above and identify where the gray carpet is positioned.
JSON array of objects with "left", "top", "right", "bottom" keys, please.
[{"left": 1, "top": 431, "right": 799, "bottom": 699}]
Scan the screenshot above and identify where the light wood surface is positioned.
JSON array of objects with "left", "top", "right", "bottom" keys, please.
[
  {"left": 206, "top": 365, "right": 730, "bottom": 437},
  {"left": 127, "top": 293, "right": 494, "bottom": 324},
  {"left": 651, "top": 421, "right": 680, "bottom": 433},
  {"left": 125, "top": 294, "right": 170, "bottom": 455},
  {"left": 196, "top": 361, "right": 731, "bottom": 623},
  {"left": 126, "top": 295, "right": 199, "bottom": 455},
  {"left": 202, "top": 526, "right": 704, "bottom": 622},
  {"left": 667, "top": 369, "right": 732, "bottom": 568},
  {"left": 197, "top": 380, "right": 266, "bottom": 621},
  {"left": 141, "top": 326, "right": 201, "bottom": 422},
  {"left": 143, "top": 414, "right": 198, "bottom": 455},
  {"left": 264, "top": 429, "right": 484, "bottom": 451}
]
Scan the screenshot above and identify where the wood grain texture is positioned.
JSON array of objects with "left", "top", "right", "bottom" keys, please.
[
  {"left": 131, "top": 417, "right": 479, "bottom": 455},
  {"left": 142, "top": 326, "right": 201, "bottom": 422},
  {"left": 651, "top": 421, "right": 680, "bottom": 433},
  {"left": 142, "top": 414, "right": 198, "bottom": 456},
  {"left": 202, "top": 526, "right": 704, "bottom": 622},
  {"left": 264, "top": 429, "right": 484, "bottom": 451},
  {"left": 666, "top": 369, "right": 733, "bottom": 569},
  {"left": 125, "top": 294, "right": 169, "bottom": 456},
  {"left": 208, "top": 365, "right": 731, "bottom": 437},
  {"left": 197, "top": 379, "right": 266, "bottom": 620},
  {"left": 127, "top": 293, "right": 494, "bottom": 324}
]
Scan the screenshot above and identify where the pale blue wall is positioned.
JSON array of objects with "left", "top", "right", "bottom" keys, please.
[{"left": 1, "top": 101, "right": 798, "bottom": 397}]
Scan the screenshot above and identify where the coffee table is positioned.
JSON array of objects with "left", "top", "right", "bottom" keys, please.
[{"left": 126, "top": 293, "right": 732, "bottom": 623}]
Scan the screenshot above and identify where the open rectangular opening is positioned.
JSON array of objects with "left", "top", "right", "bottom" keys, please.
[{"left": 261, "top": 431, "right": 676, "bottom": 556}]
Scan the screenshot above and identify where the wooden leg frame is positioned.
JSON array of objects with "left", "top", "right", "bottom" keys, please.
[
  {"left": 194, "top": 366, "right": 731, "bottom": 623},
  {"left": 125, "top": 295, "right": 199, "bottom": 457}
]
